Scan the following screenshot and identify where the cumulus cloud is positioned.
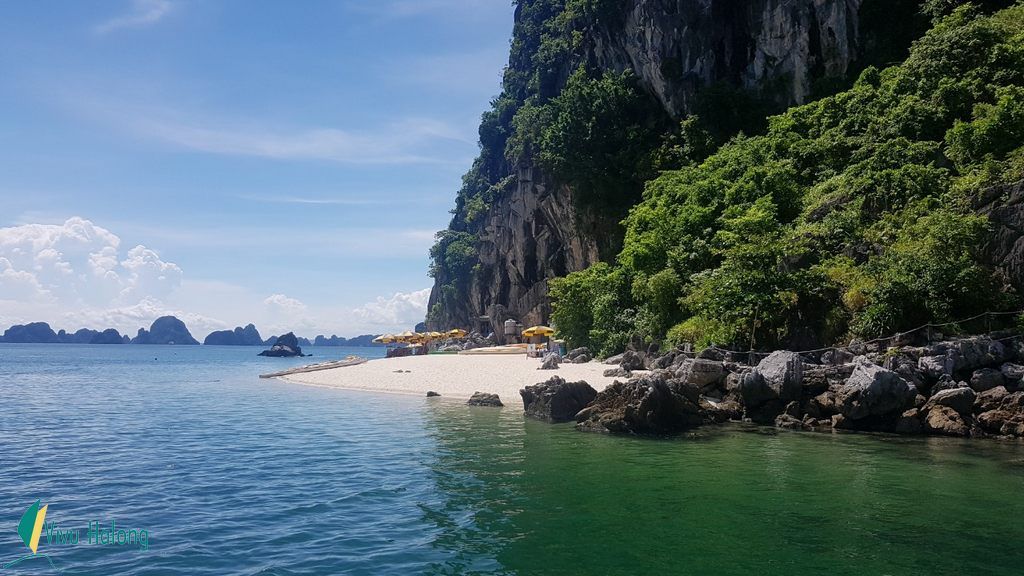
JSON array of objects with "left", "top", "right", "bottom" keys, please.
[
  {"left": 263, "top": 293, "right": 308, "bottom": 314},
  {"left": 95, "top": 0, "right": 173, "bottom": 34},
  {"left": 351, "top": 288, "right": 430, "bottom": 330},
  {"left": 0, "top": 217, "right": 189, "bottom": 333}
]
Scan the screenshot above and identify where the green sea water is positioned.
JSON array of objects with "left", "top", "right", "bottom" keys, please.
[
  {"left": 425, "top": 406, "right": 1024, "bottom": 576},
  {"left": 1, "top": 343, "right": 1022, "bottom": 574}
]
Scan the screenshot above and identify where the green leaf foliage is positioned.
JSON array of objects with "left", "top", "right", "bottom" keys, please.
[{"left": 552, "top": 4, "right": 1024, "bottom": 350}]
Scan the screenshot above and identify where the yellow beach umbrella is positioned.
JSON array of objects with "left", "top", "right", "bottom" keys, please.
[
  {"left": 429, "top": 331, "right": 444, "bottom": 339},
  {"left": 396, "top": 330, "right": 416, "bottom": 342},
  {"left": 373, "top": 334, "right": 396, "bottom": 344},
  {"left": 522, "top": 325, "right": 555, "bottom": 338},
  {"left": 447, "top": 328, "right": 468, "bottom": 338}
]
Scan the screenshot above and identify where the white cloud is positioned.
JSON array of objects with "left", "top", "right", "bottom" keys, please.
[
  {"left": 0, "top": 217, "right": 190, "bottom": 333},
  {"left": 95, "top": 0, "right": 173, "bottom": 34},
  {"left": 263, "top": 293, "right": 308, "bottom": 314},
  {"left": 0, "top": 218, "right": 433, "bottom": 339},
  {"left": 351, "top": 288, "right": 430, "bottom": 330}
]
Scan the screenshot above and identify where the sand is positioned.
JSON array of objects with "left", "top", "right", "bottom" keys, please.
[{"left": 280, "top": 353, "right": 621, "bottom": 403}]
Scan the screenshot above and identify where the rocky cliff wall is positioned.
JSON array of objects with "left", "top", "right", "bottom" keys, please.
[{"left": 428, "top": 0, "right": 898, "bottom": 338}]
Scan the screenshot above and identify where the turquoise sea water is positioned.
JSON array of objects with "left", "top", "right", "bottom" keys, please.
[{"left": 2, "top": 344, "right": 1024, "bottom": 575}]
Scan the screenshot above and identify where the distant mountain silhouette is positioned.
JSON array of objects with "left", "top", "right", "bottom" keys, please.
[
  {"left": 204, "top": 323, "right": 264, "bottom": 346},
  {"left": 131, "top": 316, "right": 200, "bottom": 345}
]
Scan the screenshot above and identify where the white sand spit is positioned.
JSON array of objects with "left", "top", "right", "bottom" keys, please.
[{"left": 280, "top": 354, "right": 621, "bottom": 403}]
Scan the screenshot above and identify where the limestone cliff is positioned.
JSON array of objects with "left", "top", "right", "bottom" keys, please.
[{"left": 428, "top": 0, "right": 917, "bottom": 337}]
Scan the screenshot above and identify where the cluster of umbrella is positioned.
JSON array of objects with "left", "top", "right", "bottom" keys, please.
[{"left": 372, "top": 328, "right": 468, "bottom": 345}]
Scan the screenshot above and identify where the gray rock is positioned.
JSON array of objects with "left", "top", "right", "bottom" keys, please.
[
  {"left": 674, "top": 359, "right": 725, "bottom": 390},
  {"left": 835, "top": 357, "right": 917, "bottom": 420},
  {"left": 1001, "top": 362, "right": 1024, "bottom": 382},
  {"left": 619, "top": 350, "right": 645, "bottom": 372},
  {"left": 575, "top": 373, "right": 703, "bottom": 435},
  {"left": 755, "top": 350, "right": 803, "bottom": 403},
  {"left": 821, "top": 348, "right": 855, "bottom": 366},
  {"left": 735, "top": 369, "right": 774, "bottom": 407},
  {"left": 924, "top": 387, "right": 977, "bottom": 417},
  {"left": 603, "top": 353, "right": 625, "bottom": 365},
  {"left": 884, "top": 354, "right": 924, "bottom": 391},
  {"left": 565, "top": 347, "right": 591, "bottom": 361},
  {"left": 426, "top": 391, "right": 441, "bottom": 397},
  {"left": 603, "top": 367, "right": 632, "bottom": 378},
  {"left": 931, "top": 375, "right": 966, "bottom": 394},
  {"left": 467, "top": 392, "right": 503, "bottom": 407},
  {"left": 918, "top": 354, "right": 954, "bottom": 379},
  {"left": 970, "top": 368, "right": 1005, "bottom": 393},
  {"left": 520, "top": 376, "right": 598, "bottom": 423},
  {"left": 538, "top": 353, "right": 561, "bottom": 370},
  {"left": 571, "top": 354, "right": 592, "bottom": 364}
]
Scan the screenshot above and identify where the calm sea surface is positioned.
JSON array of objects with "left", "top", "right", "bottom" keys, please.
[{"left": 2, "top": 343, "right": 1024, "bottom": 575}]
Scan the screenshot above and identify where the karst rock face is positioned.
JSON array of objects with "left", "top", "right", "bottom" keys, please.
[{"left": 427, "top": 0, "right": 878, "bottom": 334}]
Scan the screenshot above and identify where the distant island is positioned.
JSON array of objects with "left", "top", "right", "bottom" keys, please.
[
  {"left": 131, "top": 316, "right": 200, "bottom": 345},
  {"left": 0, "top": 322, "right": 130, "bottom": 344},
  {"left": 1, "top": 317, "right": 387, "bottom": 347},
  {"left": 204, "top": 323, "right": 264, "bottom": 346}
]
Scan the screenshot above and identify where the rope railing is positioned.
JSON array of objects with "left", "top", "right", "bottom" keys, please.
[{"left": 699, "top": 309, "right": 1024, "bottom": 360}]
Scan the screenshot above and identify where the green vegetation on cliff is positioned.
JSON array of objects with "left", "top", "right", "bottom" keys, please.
[{"left": 552, "top": 5, "right": 1024, "bottom": 354}]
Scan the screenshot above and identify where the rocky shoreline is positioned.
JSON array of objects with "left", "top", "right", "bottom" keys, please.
[{"left": 518, "top": 334, "right": 1024, "bottom": 440}]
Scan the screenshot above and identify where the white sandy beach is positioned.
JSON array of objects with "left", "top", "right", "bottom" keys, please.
[{"left": 281, "top": 353, "right": 620, "bottom": 404}]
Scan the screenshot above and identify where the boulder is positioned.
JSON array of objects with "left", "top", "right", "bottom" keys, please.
[
  {"left": 575, "top": 373, "right": 702, "bottom": 434},
  {"left": 918, "top": 354, "right": 954, "bottom": 379},
  {"left": 894, "top": 409, "right": 924, "bottom": 435},
  {"left": 1000, "top": 362, "right": 1024, "bottom": 383},
  {"left": 977, "top": 409, "right": 1015, "bottom": 434},
  {"left": 467, "top": 392, "right": 503, "bottom": 407},
  {"left": 520, "top": 376, "right": 598, "bottom": 423},
  {"left": 775, "top": 413, "right": 806, "bottom": 430},
  {"left": 974, "top": 386, "right": 1010, "bottom": 413},
  {"left": 923, "top": 387, "right": 976, "bottom": 417},
  {"left": 835, "top": 357, "right": 917, "bottom": 421},
  {"left": 426, "top": 391, "right": 441, "bottom": 397},
  {"left": 923, "top": 405, "right": 970, "bottom": 437},
  {"left": 565, "top": 347, "right": 591, "bottom": 362},
  {"left": 735, "top": 370, "right": 774, "bottom": 408},
  {"left": 674, "top": 359, "right": 725, "bottom": 390},
  {"left": 603, "top": 353, "right": 625, "bottom": 365},
  {"left": 619, "top": 350, "right": 645, "bottom": 372},
  {"left": 571, "top": 354, "right": 592, "bottom": 364},
  {"left": 884, "top": 354, "right": 924, "bottom": 391},
  {"left": 755, "top": 351, "right": 803, "bottom": 403},
  {"left": 931, "top": 375, "right": 966, "bottom": 394},
  {"left": 603, "top": 367, "right": 632, "bottom": 378},
  {"left": 821, "top": 348, "right": 855, "bottom": 366},
  {"left": 538, "top": 353, "right": 561, "bottom": 370},
  {"left": 951, "top": 337, "right": 1007, "bottom": 372},
  {"left": 652, "top": 351, "right": 679, "bottom": 370},
  {"left": 969, "top": 368, "right": 1005, "bottom": 393},
  {"left": 699, "top": 397, "right": 742, "bottom": 423}
]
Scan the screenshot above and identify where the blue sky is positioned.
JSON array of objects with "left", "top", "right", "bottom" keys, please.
[{"left": 0, "top": 0, "right": 514, "bottom": 337}]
